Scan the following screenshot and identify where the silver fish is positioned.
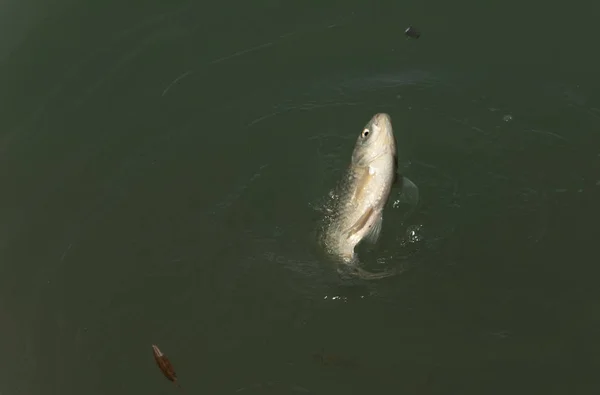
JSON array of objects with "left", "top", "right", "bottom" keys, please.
[{"left": 320, "top": 113, "right": 416, "bottom": 279}]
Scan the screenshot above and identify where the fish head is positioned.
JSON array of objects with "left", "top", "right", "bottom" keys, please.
[{"left": 351, "top": 113, "right": 397, "bottom": 167}]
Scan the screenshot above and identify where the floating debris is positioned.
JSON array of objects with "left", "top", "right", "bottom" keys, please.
[
  {"left": 152, "top": 344, "right": 182, "bottom": 390},
  {"left": 404, "top": 26, "right": 420, "bottom": 39}
]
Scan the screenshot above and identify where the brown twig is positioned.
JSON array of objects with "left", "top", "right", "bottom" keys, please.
[{"left": 152, "top": 344, "right": 183, "bottom": 391}]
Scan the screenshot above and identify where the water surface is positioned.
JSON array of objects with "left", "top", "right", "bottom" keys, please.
[{"left": 1, "top": 0, "right": 599, "bottom": 394}]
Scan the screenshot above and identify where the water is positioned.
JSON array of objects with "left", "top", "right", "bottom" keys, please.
[{"left": 1, "top": 0, "right": 599, "bottom": 394}]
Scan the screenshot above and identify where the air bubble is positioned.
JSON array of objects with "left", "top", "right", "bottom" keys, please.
[{"left": 406, "top": 224, "right": 423, "bottom": 243}]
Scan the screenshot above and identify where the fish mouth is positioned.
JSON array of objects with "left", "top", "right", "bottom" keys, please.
[
  {"left": 371, "top": 113, "right": 392, "bottom": 127},
  {"left": 370, "top": 113, "right": 395, "bottom": 151}
]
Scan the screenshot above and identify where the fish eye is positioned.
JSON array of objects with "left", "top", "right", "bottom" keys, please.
[{"left": 362, "top": 129, "right": 370, "bottom": 138}]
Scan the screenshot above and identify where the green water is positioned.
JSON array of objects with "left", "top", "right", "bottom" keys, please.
[{"left": 1, "top": 0, "right": 599, "bottom": 394}]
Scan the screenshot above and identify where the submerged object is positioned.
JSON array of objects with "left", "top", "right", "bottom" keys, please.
[{"left": 404, "top": 26, "right": 420, "bottom": 39}]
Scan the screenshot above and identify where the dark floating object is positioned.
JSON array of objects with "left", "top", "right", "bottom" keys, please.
[
  {"left": 404, "top": 26, "right": 420, "bottom": 39},
  {"left": 152, "top": 344, "right": 182, "bottom": 390}
]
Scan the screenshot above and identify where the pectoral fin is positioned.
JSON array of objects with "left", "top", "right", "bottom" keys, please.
[
  {"left": 346, "top": 207, "right": 383, "bottom": 244},
  {"left": 364, "top": 211, "right": 383, "bottom": 244},
  {"left": 397, "top": 176, "right": 419, "bottom": 207},
  {"left": 346, "top": 207, "right": 374, "bottom": 239}
]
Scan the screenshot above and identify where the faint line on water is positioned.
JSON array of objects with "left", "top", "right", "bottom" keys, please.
[
  {"left": 159, "top": 42, "right": 273, "bottom": 97},
  {"left": 59, "top": 244, "right": 73, "bottom": 262},
  {"left": 186, "top": 15, "right": 354, "bottom": 78},
  {"left": 209, "top": 163, "right": 270, "bottom": 215},
  {"left": 69, "top": 29, "right": 169, "bottom": 111},
  {"left": 307, "top": 133, "right": 354, "bottom": 141},
  {"left": 526, "top": 129, "right": 569, "bottom": 143},
  {"left": 248, "top": 102, "right": 360, "bottom": 127},
  {"left": 585, "top": 107, "right": 600, "bottom": 119},
  {"left": 208, "top": 15, "right": 350, "bottom": 66},
  {"left": 208, "top": 42, "right": 274, "bottom": 65},
  {"left": 412, "top": 160, "right": 459, "bottom": 198},
  {"left": 158, "top": 14, "right": 355, "bottom": 98},
  {"left": 248, "top": 109, "right": 292, "bottom": 126},
  {"left": 449, "top": 117, "right": 488, "bottom": 135},
  {"left": 3, "top": 4, "right": 191, "bottom": 144},
  {"left": 161, "top": 70, "right": 193, "bottom": 96}
]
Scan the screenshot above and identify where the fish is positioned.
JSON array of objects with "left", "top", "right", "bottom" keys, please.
[
  {"left": 152, "top": 344, "right": 182, "bottom": 390},
  {"left": 320, "top": 113, "right": 417, "bottom": 279}
]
